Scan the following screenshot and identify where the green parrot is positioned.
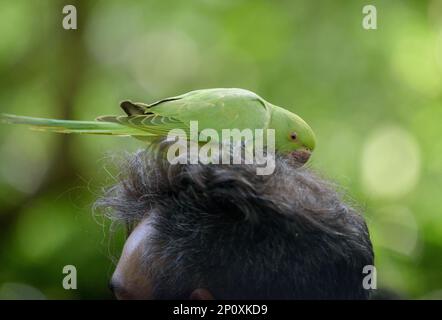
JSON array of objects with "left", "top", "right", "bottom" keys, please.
[{"left": 0, "top": 88, "right": 316, "bottom": 163}]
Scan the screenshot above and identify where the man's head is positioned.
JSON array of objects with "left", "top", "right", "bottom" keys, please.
[{"left": 96, "top": 147, "right": 374, "bottom": 299}]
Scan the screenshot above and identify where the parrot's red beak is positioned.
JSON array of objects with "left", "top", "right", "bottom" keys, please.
[{"left": 290, "top": 149, "right": 311, "bottom": 164}]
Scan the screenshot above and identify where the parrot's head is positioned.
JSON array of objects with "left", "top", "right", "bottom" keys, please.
[{"left": 271, "top": 105, "right": 316, "bottom": 164}]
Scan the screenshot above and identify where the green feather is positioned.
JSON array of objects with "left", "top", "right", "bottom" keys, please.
[
  {"left": 0, "top": 88, "right": 316, "bottom": 156},
  {"left": 0, "top": 114, "right": 153, "bottom": 136}
]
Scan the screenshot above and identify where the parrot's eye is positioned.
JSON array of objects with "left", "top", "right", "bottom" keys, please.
[{"left": 289, "top": 132, "right": 297, "bottom": 141}]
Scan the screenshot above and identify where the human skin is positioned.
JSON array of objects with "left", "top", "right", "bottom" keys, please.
[{"left": 110, "top": 218, "right": 213, "bottom": 300}]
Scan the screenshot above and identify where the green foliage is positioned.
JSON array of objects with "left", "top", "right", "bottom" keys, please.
[{"left": 0, "top": 0, "right": 441, "bottom": 299}]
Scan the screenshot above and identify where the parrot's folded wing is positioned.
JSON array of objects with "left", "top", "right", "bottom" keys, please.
[
  {"left": 96, "top": 114, "right": 189, "bottom": 136},
  {"left": 0, "top": 113, "right": 154, "bottom": 136}
]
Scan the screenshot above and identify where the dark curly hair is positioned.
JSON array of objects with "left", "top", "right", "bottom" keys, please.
[{"left": 95, "top": 142, "right": 374, "bottom": 299}]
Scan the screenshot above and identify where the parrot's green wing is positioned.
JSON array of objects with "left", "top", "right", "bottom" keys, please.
[
  {"left": 95, "top": 113, "right": 189, "bottom": 136},
  {"left": 1, "top": 89, "right": 273, "bottom": 143},
  {"left": 144, "top": 88, "right": 272, "bottom": 133}
]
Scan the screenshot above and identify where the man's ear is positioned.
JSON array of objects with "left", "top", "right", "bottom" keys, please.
[{"left": 190, "top": 288, "right": 214, "bottom": 300}]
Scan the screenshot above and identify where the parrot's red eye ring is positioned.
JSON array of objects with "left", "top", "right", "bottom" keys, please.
[{"left": 290, "top": 132, "right": 297, "bottom": 140}]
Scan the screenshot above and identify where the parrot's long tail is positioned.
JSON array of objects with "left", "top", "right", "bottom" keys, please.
[{"left": 0, "top": 114, "right": 154, "bottom": 137}]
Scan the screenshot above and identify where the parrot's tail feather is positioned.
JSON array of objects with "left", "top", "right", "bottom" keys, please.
[{"left": 0, "top": 114, "right": 155, "bottom": 136}]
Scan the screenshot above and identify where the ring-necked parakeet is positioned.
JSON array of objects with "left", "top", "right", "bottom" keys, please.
[{"left": 0, "top": 88, "right": 316, "bottom": 163}]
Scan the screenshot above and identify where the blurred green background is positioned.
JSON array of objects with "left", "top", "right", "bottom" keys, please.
[{"left": 0, "top": 0, "right": 441, "bottom": 299}]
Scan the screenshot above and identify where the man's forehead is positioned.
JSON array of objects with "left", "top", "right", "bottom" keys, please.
[
  {"left": 123, "top": 218, "right": 153, "bottom": 256},
  {"left": 111, "top": 218, "right": 153, "bottom": 299}
]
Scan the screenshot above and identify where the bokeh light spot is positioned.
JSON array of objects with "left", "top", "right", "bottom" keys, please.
[
  {"left": 391, "top": 16, "right": 441, "bottom": 96},
  {"left": 0, "top": 129, "right": 51, "bottom": 194},
  {"left": 370, "top": 205, "right": 420, "bottom": 257},
  {"left": 361, "top": 125, "right": 420, "bottom": 199},
  {"left": 0, "top": 283, "right": 45, "bottom": 300},
  {"left": 13, "top": 200, "right": 76, "bottom": 262}
]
